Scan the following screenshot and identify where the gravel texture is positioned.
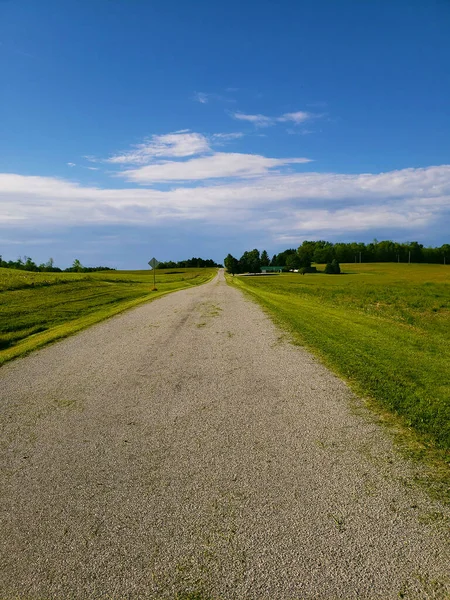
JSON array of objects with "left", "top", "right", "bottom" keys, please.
[{"left": 1, "top": 270, "right": 449, "bottom": 599}]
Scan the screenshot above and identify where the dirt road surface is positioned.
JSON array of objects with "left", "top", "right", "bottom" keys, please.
[{"left": 1, "top": 270, "right": 449, "bottom": 599}]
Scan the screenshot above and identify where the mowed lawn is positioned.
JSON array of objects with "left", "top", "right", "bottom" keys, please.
[
  {"left": 0, "top": 267, "right": 216, "bottom": 365},
  {"left": 231, "top": 263, "right": 450, "bottom": 450}
]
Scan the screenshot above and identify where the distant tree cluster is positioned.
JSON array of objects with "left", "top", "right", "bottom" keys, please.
[
  {"left": 0, "top": 256, "right": 115, "bottom": 273},
  {"left": 224, "top": 247, "right": 317, "bottom": 275},
  {"left": 157, "top": 257, "right": 221, "bottom": 269},
  {"left": 272, "top": 240, "right": 449, "bottom": 266},
  {"left": 64, "top": 258, "right": 115, "bottom": 272},
  {"left": 225, "top": 239, "right": 449, "bottom": 275}
]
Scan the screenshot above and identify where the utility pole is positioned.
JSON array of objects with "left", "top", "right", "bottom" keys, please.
[
  {"left": 359, "top": 251, "right": 362, "bottom": 263},
  {"left": 408, "top": 251, "right": 411, "bottom": 264}
]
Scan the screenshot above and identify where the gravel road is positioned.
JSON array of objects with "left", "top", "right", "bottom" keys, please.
[{"left": 1, "top": 270, "right": 449, "bottom": 599}]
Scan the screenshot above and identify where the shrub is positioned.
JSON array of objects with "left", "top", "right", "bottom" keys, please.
[
  {"left": 332, "top": 259, "right": 341, "bottom": 274},
  {"left": 299, "top": 266, "right": 318, "bottom": 275},
  {"left": 325, "top": 260, "right": 341, "bottom": 274}
]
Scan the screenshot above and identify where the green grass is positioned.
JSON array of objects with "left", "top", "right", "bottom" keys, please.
[
  {"left": 230, "top": 263, "right": 450, "bottom": 451},
  {"left": 0, "top": 267, "right": 216, "bottom": 365}
]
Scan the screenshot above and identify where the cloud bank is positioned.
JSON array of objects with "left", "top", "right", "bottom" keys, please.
[{"left": 1, "top": 165, "right": 449, "bottom": 242}]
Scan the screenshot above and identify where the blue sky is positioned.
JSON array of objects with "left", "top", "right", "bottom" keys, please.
[{"left": 1, "top": 0, "right": 449, "bottom": 268}]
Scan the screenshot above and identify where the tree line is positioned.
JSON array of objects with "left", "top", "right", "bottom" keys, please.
[
  {"left": 157, "top": 257, "right": 222, "bottom": 269},
  {"left": 0, "top": 256, "right": 115, "bottom": 273},
  {"left": 224, "top": 240, "right": 449, "bottom": 275}
]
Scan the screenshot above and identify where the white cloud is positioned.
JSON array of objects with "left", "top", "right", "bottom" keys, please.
[
  {"left": 0, "top": 166, "right": 449, "bottom": 242},
  {"left": 105, "top": 131, "right": 211, "bottom": 164},
  {"left": 231, "top": 112, "right": 274, "bottom": 127},
  {"left": 193, "top": 92, "right": 209, "bottom": 104},
  {"left": 272, "top": 207, "right": 431, "bottom": 239},
  {"left": 211, "top": 132, "right": 244, "bottom": 141},
  {"left": 99, "top": 130, "right": 245, "bottom": 166},
  {"left": 121, "top": 153, "right": 312, "bottom": 183},
  {"left": 67, "top": 162, "right": 76, "bottom": 167},
  {"left": 232, "top": 110, "right": 318, "bottom": 128},
  {"left": 277, "top": 111, "right": 312, "bottom": 124}
]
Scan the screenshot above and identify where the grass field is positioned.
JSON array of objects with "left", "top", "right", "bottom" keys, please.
[
  {"left": 0, "top": 267, "right": 216, "bottom": 366},
  {"left": 230, "top": 263, "right": 450, "bottom": 452}
]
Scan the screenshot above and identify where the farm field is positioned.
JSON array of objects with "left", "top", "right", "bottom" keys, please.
[
  {"left": 230, "top": 263, "right": 450, "bottom": 451},
  {"left": 0, "top": 267, "right": 216, "bottom": 366}
]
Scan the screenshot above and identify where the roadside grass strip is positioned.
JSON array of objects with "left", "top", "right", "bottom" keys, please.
[
  {"left": 0, "top": 268, "right": 216, "bottom": 366},
  {"left": 230, "top": 263, "right": 450, "bottom": 452}
]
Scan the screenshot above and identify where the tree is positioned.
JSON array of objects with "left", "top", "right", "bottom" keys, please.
[
  {"left": 260, "top": 250, "right": 270, "bottom": 267},
  {"left": 24, "top": 256, "right": 38, "bottom": 271},
  {"left": 272, "top": 248, "right": 296, "bottom": 268},
  {"left": 325, "top": 259, "right": 341, "bottom": 274},
  {"left": 406, "top": 241, "right": 424, "bottom": 263},
  {"left": 224, "top": 253, "right": 239, "bottom": 275},
  {"left": 334, "top": 243, "right": 353, "bottom": 263},
  {"left": 41, "top": 257, "right": 57, "bottom": 272},
  {"left": 297, "top": 241, "right": 316, "bottom": 265},
  {"left": 72, "top": 259, "right": 83, "bottom": 272},
  {"left": 285, "top": 253, "right": 302, "bottom": 270},
  {"left": 332, "top": 259, "right": 341, "bottom": 274},
  {"left": 239, "top": 249, "right": 261, "bottom": 273},
  {"left": 312, "top": 242, "right": 334, "bottom": 264}
]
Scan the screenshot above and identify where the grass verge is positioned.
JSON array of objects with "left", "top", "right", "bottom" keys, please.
[
  {"left": 228, "top": 263, "right": 449, "bottom": 496},
  {"left": 0, "top": 267, "right": 216, "bottom": 366}
]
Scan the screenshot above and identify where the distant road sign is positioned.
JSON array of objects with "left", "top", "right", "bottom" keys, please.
[{"left": 148, "top": 258, "right": 159, "bottom": 268}]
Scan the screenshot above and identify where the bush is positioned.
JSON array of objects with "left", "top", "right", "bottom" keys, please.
[
  {"left": 332, "top": 259, "right": 341, "bottom": 274},
  {"left": 325, "top": 260, "right": 341, "bottom": 274},
  {"left": 299, "top": 266, "right": 318, "bottom": 275}
]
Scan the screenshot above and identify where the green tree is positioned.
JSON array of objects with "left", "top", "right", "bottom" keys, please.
[
  {"left": 239, "top": 249, "right": 261, "bottom": 273},
  {"left": 42, "top": 257, "right": 55, "bottom": 272},
  {"left": 224, "top": 253, "right": 239, "bottom": 275},
  {"left": 272, "top": 248, "right": 296, "bottom": 267},
  {"left": 406, "top": 241, "right": 424, "bottom": 262},
  {"left": 334, "top": 243, "right": 353, "bottom": 263},
  {"left": 286, "top": 253, "right": 302, "bottom": 270},
  {"left": 72, "top": 259, "right": 83, "bottom": 272},
  {"left": 260, "top": 250, "right": 270, "bottom": 267},
  {"left": 325, "top": 259, "right": 341, "bottom": 274},
  {"left": 332, "top": 259, "right": 341, "bottom": 274},
  {"left": 24, "top": 256, "right": 38, "bottom": 271},
  {"left": 312, "top": 241, "right": 334, "bottom": 264},
  {"left": 297, "top": 241, "right": 316, "bottom": 267}
]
